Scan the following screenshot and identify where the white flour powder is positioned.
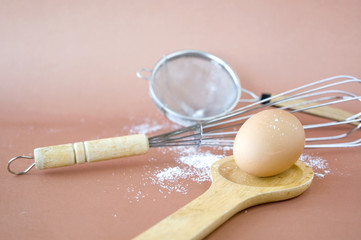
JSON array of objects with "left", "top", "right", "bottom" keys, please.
[
  {"left": 123, "top": 119, "right": 331, "bottom": 202},
  {"left": 150, "top": 146, "right": 227, "bottom": 194},
  {"left": 299, "top": 153, "right": 330, "bottom": 178},
  {"left": 126, "top": 118, "right": 179, "bottom": 135}
]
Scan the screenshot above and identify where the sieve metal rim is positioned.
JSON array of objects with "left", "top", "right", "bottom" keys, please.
[{"left": 146, "top": 50, "right": 242, "bottom": 124}]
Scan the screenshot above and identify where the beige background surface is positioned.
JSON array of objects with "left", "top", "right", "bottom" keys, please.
[{"left": 1, "top": 1, "right": 360, "bottom": 239}]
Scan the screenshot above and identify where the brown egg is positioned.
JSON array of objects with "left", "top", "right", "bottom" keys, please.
[{"left": 233, "top": 109, "right": 305, "bottom": 177}]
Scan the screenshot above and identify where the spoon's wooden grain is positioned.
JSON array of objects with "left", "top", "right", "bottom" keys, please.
[{"left": 134, "top": 156, "right": 313, "bottom": 240}]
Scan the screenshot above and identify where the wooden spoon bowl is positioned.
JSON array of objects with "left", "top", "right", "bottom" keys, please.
[{"left": 134, "top": 156, "right": 314, "bottom": 240}]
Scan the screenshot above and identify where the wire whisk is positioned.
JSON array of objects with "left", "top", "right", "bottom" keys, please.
[
  {"left": 149, "top": 75, "right": 361, "bottom": 149},
  {"left": 8, "top": 75, "right": 360, "bottom": 175}
]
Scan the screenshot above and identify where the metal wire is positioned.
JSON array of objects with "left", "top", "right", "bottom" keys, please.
[
  {"left": 149, "top": 75, "right": 361, "bottom": 149},
  {"left": 7, "top": 156, "right": 35, "bottom": 175}
]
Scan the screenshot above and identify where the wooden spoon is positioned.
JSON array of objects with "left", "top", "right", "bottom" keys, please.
[{"left": 134, "top": 156, "right": 313, "bottom": 240}]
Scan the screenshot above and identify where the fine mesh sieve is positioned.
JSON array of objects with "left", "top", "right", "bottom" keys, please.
[{"left": 137, "top": 50, "right": 246, "bottom": 126}]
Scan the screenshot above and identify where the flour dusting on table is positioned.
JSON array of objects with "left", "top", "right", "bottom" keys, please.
[
  {"left": 126, "top": 118, "right": 179, "bottom": 135},
  {"left": 299, "top": 153, "right": 330, "bottom": 178},
  {"left": 123, "top": 119, "right": 331, "bottom": 202},
  {"left": 150, "top": 146, "right": 226, "bottom": 194}
]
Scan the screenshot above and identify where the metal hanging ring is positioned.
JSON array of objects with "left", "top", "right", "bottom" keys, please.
[{"left": 7, "top": 156, "right": 35, "bottom": 175}]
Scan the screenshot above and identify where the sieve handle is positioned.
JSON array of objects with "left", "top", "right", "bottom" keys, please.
[
  {"left": 136, "top": 68, "right": 152, "bottom": 80},
  {"left": 33, "top": 134, "right": 149, "bottom": 170},
  {"left": 270, "top": 95, "right": 359, "bottom": 126}
]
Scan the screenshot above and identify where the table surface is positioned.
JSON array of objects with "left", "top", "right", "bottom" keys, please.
[{"left": 1, "top": 1, "right": 360, "bottom": 239}]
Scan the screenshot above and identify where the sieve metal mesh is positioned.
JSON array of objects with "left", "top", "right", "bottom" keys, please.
[{"left": 145, "top": 51, "right": 241, "bottom": 125}]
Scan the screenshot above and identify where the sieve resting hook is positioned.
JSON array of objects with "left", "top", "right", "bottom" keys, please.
[
  {"left": 7, "top": 156, "right": 35, "bottom": 175},
  {"left": 136, "top": 68, "right": 152, "bottom": 80}
]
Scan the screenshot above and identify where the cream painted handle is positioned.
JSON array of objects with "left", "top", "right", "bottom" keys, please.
[
  {"left": 133, "top": 185, "right": 247, "bottom": 240},
  {"left": 34, "top": 134, "right": 149, "bottom": 170},
  {"left": 271, "top": 95, "right": 359, "bottom": 126}
]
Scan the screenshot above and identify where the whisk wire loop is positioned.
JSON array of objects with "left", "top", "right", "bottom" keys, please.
[{"left": 149, "top": 75, "right": 361, "bottom": 149}]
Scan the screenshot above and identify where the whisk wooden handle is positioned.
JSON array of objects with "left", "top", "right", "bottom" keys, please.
[
  {"left": 271, "top": 95, "right": 359, "bottom": 125},
  {"left": 34, "top": 134, "right": 149, "bottom": 170}
]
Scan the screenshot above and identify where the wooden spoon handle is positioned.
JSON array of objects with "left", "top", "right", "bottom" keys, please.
[
  {"left": 133, "top": 184, "right": 249, "bottom": 240},
  {"left": 34, "top": 134, "right": 149, "bottom": 170},
  {"left": 271, "top": 95, "right": 359, "bottom": 126}
]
